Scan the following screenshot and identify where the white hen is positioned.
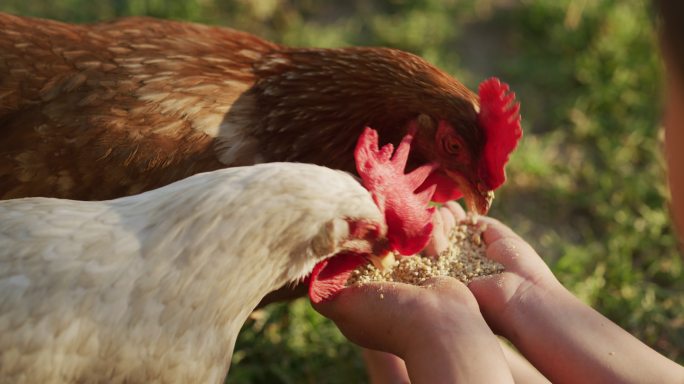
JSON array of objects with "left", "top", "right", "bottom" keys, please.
[{"left": 0, "top": 162, "right": 385, "bottom": 383}]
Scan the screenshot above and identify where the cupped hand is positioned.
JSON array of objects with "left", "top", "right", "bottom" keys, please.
[
  {"left": 313, "top": 204, "right": 522, "bottom": 383},
  {"left": 468, "top": 217, "right": 562, "bottom": 334},
  {"left": 422, "top": 201, "right": 563, "bottom": 335},
  {"left": 423, "top": 201, "right": 467, "bottom": 256},
  {"left": 312, "top": 276, "right": 483, "bottom": 358}
]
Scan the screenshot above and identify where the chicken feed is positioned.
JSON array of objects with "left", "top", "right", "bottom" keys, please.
[{"left": 346, "top": 216, "right": 504, "bottom": 286}]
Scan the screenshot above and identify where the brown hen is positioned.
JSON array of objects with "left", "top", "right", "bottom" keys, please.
[{"left": 0, "top": 13, "right": 521, "bottom": 213}]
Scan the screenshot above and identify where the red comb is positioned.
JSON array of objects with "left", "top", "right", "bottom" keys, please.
[
  {"left": 478, "top": 77, "right": 522, "bottom": 190},
  {"left": 308, "top": 128, "right": 437, "bottom": 304},
  {"left": 355, "top": 127, "right": 437, "bottom": 255}
]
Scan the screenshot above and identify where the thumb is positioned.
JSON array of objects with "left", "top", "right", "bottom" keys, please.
[
  {"left": 424, "top": 207, "right": 448, "bottom": 256},
  {"left": 478, "top": 217, "right": 546, "bottom": 275},
  {"left": 311, "top": 282, "right": 418, "bottom": 354},
  {"left": 312, "top": 282, "right": 405, "bottom": 325}
]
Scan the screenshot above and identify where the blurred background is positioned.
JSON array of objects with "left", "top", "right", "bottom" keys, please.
[{"left": 1, "top": 0, "right": 681, "bottom": 382}]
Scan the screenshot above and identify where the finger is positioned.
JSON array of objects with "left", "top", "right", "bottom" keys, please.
[
  {"left": 312, "top": 281, "right": 410, "bottom": 322},
  {"left": 469, "top": 273, "right": 507, "bottom": 294},
  {"left": 362, "top": 349, "right": 410, "bottom": 384},
  {"left": 444, "top": 201, "right": 467, "bottom": 222},
  {"left": 485, "top": 237, "right": 527, "bottom": 267},
  {"left": 312, "top": 282, "right": 422, "bottom": 352},
  {"left": 467, "top": 272, "right": 510, "bottom": 319},
  {"left": 419, "top": 275, "right": 470, "bottom": 295},
  {"left": 424, "top": 209, "right": 448, "bottom": 256},
  {"left": 481, "top": 228, "right": 548, "bottom": 277},
  {"left": 475, "top": 217, "right": 544, "bottom": 271},
  {"left": 419, "top": 276, "right": 480, "bottom": 311},
  {"left": 478, "top": 216, "right": 521, "bottom": 245},
  {"left": 439, "top": 206, "right": 456, "bottom": 233}
]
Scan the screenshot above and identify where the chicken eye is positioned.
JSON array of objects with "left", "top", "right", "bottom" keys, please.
[{"left": 442, "top": 138, "right": 462, "bottom": 155}]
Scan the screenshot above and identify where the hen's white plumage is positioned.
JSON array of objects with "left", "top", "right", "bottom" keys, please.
[{"left": 0, "top": 162, "right": 384, "bottom": 383}]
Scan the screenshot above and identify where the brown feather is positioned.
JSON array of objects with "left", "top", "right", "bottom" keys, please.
[{"left": 0, "top": 13, "right": 482, "bottom": 200}]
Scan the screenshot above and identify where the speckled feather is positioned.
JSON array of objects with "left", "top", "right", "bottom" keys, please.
[
  {"left": 0, "top": 163, "right": 384, "bottom": 383},
  {"left": 0, "top": 13, "right": 482, "bottom": 201},
  {"left": 0, "top": 14, "right": 276, "bottom": 199}
]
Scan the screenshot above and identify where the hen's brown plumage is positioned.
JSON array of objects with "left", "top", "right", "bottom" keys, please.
[{"left": 0, "top": 13, "right": 487, "bottom": 206}]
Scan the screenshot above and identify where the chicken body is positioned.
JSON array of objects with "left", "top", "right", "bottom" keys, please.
[
  {"left": 0, "top": 163, "right": 384, "bottom": 383},
  {"left": 0, "top": 13, "right": 493, "bottom": 208}
]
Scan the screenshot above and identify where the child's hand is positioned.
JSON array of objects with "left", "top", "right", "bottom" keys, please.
[
  {"left": 464, "top": 216, "right": 684, "bottom": 383},
  {"left": 422, "top": 203, "right": 562, "bottom": 335},
  {"left": 312, "top": 277, "right": 484, "bottom": 358},
  {"left": 423, "top": 201, "right": 468, "bottom": 256},
  {"left": 468, "top": 217, "right": 563, "bottom": 334},
  {"left": 312, "top": 277, "right": 514, "bottom": 383}
]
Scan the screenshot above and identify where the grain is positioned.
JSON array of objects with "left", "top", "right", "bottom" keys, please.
[{"left": 346, "top": 216, "right": 504, "bottom": 286}]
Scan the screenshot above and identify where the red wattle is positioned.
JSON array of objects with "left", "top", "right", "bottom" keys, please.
[
  {"left": 308, "top": 253, "right": 368, "bottom": 304},
  {"left": 417, "top": 170, "right": 464, "bottom": 203}
]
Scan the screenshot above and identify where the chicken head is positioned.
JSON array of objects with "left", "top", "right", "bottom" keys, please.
[
  {"left": 412, "top": 78, "right": 522, "bottom": 214},
  {"left": 309, "top": 127, "right": 437, "bottom": 303}
]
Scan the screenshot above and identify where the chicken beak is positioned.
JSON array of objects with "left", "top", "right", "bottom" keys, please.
[
  {"left": 471, "top": 182, "right": 495, "bottom": 215},
  {"left": 445, "top": 170, "right": 494, "bottom": 215},
  {"left": 367, "top": 252, "right": 396, "bottom": 272}
]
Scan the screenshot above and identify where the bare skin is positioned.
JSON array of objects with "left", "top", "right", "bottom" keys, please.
[
  {"left": 664, "top": 54, "right": 684, "bottom": 239},
  {"left": 361, "top": 349, "right": 410, "bottom": 384},
  {"left": 351, "top": 200, "right": 683, "bottom": 384},
  {"left": 499, "top": 340, "right": 551, "bottom": 384},
  {"left": 312, "top": 261, "right": 514, "bottom": 383},
  {"left": 469, "top": 216, "right": 684, "bottom": 384},
  {"left": 360, "top": 202, "right": 549, "bottom": 384}
]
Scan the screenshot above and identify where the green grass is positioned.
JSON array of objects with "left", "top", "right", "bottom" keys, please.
[{"left": 3, "top": 0, "right": 682, "bottom": 381}]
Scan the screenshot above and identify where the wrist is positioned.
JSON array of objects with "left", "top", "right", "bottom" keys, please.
[{"left": 401, "top": 307, "right": 513, "bottom": 384}]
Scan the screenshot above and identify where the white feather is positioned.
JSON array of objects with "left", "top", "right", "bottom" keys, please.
[{"left": 0, "top": 163, "right": 384, "bottom": 383}]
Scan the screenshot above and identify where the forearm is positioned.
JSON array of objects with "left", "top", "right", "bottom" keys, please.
[
  {"left": 403, "top": 314, "right": 514, "bottom": 384},
  {"left": 503, "top": 282, "right": 684, "bottom": 384}
]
